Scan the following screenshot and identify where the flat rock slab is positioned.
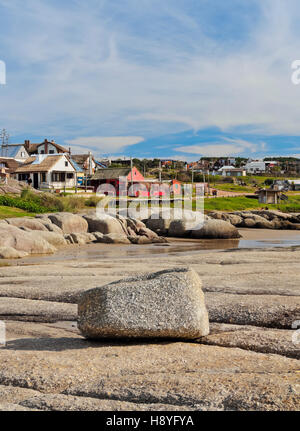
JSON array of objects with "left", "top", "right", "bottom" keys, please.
[
  {"left": 78, "top": 268, "right": 209, "bottom": 339},
  {"left": 0, "top": 298, "right": 77, "bottom": 322},
  {"left": 199, "top": 323, "right": 300, "bottom": 359},
  {"left": 0, "top": 321, "right": 299, "bottom": 411},
  {"left": 206, "top": 292, "right": 300, "bottom": 329}
]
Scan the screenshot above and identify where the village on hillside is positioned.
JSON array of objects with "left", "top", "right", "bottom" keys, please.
[{"left": 1, "top": 132, "right": 300, "bottom": 213}]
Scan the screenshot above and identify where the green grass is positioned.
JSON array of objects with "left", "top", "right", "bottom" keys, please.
[
  {"left": 202, "top": 195, "right": 300, "bottom": 212},
  {"left": 213, "top": 184, "right": 255, "bottom": 193},
  {"left": 203, "top": 196, "right": 263, "bottom": 212},
  {"left": 0, "top": 206, "right": 36, "bottom": 219}
]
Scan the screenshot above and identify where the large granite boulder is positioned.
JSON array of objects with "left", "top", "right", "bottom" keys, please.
[
  {"left": 48, "top": 213, "right": 88, "bottom": 234},
  {"left": 78, "top": 267, "right": 209, "bottom": 339},
  {"left": 145, "top": 218, "right": 171, "bottom": 236},
  {"left": 0, "top": 247, "right": 28, "bottom": 259},
  {"left": 6, "top": 218, "right": 49, "bottom": 231},
  {"left": 70, "top": 233, "right": 97, "bottom": 245},
  {"left": 168, "top": 220, "right": 194, "bottom": 237},
  {"left": 192, "top": 219, "right": 241, "bottom": 239},
  {"left": 145, "top": 210, "right": 206, "bottom": 237},
  {"left": 0, "top": 224, "right": 56, "bottom": 255},
  {"left": 83, "top": 214, "right": 126, "bottom": 236},
  {"left": 34, "top": 216, "right": 64, "bottom": 234},
  {"left": 36, "top": 231, "right": 68, "bottom": 247},
  {"left": 241, "top": 213, "right": 274, "bottom": 229},
  {"left": 100, "top": 233, "right": 131, "bottom": 244}
]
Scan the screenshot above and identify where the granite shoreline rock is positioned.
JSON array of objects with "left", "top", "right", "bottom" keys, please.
[
  {"left": 0, "top": 212, "right": 167, "bottom": 259},
  {"left": 78, "top": 267, "right": 210, "bottom": 339}
]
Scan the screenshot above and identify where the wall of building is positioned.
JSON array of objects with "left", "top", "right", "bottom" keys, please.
[{"left": 37, "top": 143, "right": 61, "bottom": 155}]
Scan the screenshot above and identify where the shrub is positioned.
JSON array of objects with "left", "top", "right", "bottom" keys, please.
[
  {"left": 0, "top": 195, "right": 52, "bottom": 213},
  {"left": 85, "top": 196, "right": 102, "bottom": 207}
]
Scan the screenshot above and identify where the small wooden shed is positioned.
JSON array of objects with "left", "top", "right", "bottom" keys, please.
[{"left": 257, "top": 189, "right": 281, "bottom": 205}]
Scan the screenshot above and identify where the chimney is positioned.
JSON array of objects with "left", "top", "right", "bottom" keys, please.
[
  {"left": 24, "top": 140, "right": 30, "bottom": 150},
  {"left": 69, "top": 147, "right": 71, "bottom": 155}
]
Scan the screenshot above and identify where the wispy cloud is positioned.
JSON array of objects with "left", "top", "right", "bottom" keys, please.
[
  {"left": 1, "top": 0, "right": 300, "bottom": 151},
  {"left": 65, "top": 136, "right": 144, "bottom": 156},
  {"left": 176, "top": 137, "right": 267, "bottom": 157}
]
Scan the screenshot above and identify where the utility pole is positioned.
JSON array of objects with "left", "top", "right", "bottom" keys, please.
[
  {"left": 207, "top": 170, "right": 210, "bottom": 195},
  {"left": 159, "top": 159, "right": 162, "bottom": 182},
  {"left": 130, "top": 157, "right": 133, "bottom": 187},
  {"left": 88, "top": 151, "right": 93, "bottom": 176}
]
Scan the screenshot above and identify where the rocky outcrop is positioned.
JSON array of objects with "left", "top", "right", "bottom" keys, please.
[
  {"left": 0, "top": 211, "right": 166, "bottom": 259},
  {"left": 70, "top": 233, "right": 96, "bottom": 245},
  {"left": 78, "top": 268, "right": 209, "bottom": 339},
  {"left": 209, "top": 210, "right": 300, "bottom": 230},
  {"left": 191, "top": 219, "right": 241, "bottom": 239},
  {"left": 0, "top": 247, "right": 28, "bottom": 259},
  {"left": 100, "top": 233, "right": 131, "bottom": 244},
  {"left": 1, "top": 247, "right": 300, "bottom": 411},
  {"left": 48, "top": 213, "right": 89, "bottom": 234},
  {"left": 0, "top": 224, "right": 56, "bottom": 255},
  {"left": 82, "top": 214, "right": 126, "bottom": 236},
  {"left": 35, "top": 231, "right": 68, "bottom": 247},
  {"left": 144, "top": 211, "right": 239, "bottom": 239},
  {"left": 6, "top": 218, "right": 49, "bottom": 232}
]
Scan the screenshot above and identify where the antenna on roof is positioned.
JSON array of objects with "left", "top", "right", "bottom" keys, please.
[{"left": 0, "top": 129, "right": 10, "bottom": 157}]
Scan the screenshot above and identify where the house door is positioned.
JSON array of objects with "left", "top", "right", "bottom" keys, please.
[{"left": 33, "top": 173, "right": 39, "bottom": 189}]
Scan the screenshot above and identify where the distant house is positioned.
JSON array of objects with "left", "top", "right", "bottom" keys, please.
[
  {"left": 245, "top": 161, "right": 266, "bottom": 174},
  {"left": 218, "top": 166, "right": 246, "bottom": 177},
  {"left": 91, "top": 167, "right": 144, "bottom": 195},
  {"left": 15, "top": 154, "right": 77, "bottom": 189},
  {"left": 257, "top": 189, "right": 281, "bottom": 205},
  {"left": 71, "top": 154, "right": 96, "bottom": 175},
  {"left": 0, "top": 157, "right": 20, "bottom": 180},
  {"left": 91, "top": 167, "right": 182, "bottom": 197},
  {"left": 24, "top": 139, "right": 69, "bottom": 156},
  {"left": 0, "top": 144, "right": 29, "bottom": 162}
]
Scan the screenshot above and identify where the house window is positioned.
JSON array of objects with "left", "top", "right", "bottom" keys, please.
[
  {"left": 65, "top": 161, "right": 68, "bottom": 167},
  {"left": 18, "top": 174, "right": 29, "bottom": 181},
  {"left": 41, "top": 150, "right": 45, "bottom": 154},
  {"left": 67, "top": 173, "right": 74, "bottom": 179},
  {"left": 41, "top": 173, "right": 46, "bottom": 182},
  {"left": 51, "top": 172, "right": 65, "bottom": 182},
  {"left": 49, "top": 150, "right": 54, "bottom": 154}
]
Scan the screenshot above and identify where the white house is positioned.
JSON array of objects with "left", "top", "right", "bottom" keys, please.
[
  {"left": 1, "top": 144, "right": 29, "bottom": 162},
  {"left": 24, "top": 139, "right": 69, "bottom": 156},
  {"left": 218, "top": 166, "right": 246, "bottom": 177},
  {"left": 15, "top": 154, "right": 77, "bottom": 189},
  {"left": 244, "top": 161, "right": 266, "bottom": 174}
]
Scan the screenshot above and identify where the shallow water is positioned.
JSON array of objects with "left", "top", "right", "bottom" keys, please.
[{"left": 13, "top": 228, "right": 300, "bottom": 266}]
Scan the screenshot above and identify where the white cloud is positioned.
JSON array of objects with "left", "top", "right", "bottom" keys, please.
[
  {"left": 2, "top": 0, "right": 300, "bottom": 140},
  {"left": 65, "top": 136, "right": 144, "bottom": 156},
  {"left": 176, "top": 137, "right": 267, "bottom": 157}
]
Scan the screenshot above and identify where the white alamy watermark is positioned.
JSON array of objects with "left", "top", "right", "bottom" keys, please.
[
  {"left": 95, "top": 177, "right": 205, "bottom": 230},
  {"left": 0, "top": 60, "right": 6, "bottom": 85},
  {"left": 291, "top": 60, "right": 300, "bottom": 85},
  {"left": 0, "top": 321, "right": 6, "bottom": 346},
  {"left": 292, "top": 320, "right": 300, "bottom": 346}
]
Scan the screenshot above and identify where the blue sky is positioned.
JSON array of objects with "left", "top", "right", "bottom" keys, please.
[{"left": 1, "top": 0, "right": 300, "bottom": 160}]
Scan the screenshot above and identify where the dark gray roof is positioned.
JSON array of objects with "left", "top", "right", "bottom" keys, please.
[{"left": 92, "top": 167, "right": 131, "bottom": 180}]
